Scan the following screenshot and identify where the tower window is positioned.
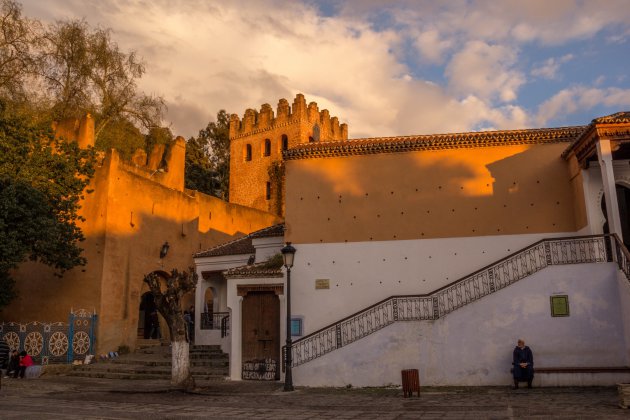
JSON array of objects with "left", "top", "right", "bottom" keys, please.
[
  {"left": 282, "top": 134, "right": 288, "bottom": 151},
  {"left": 265, "top": 182, "right": 271, "bottom": 200},
  {"left": 245, "top": 144, "right": 252, "bottom": 161},
  {"left": 264, "top": 139, "right": 271, "bottom": 157}
]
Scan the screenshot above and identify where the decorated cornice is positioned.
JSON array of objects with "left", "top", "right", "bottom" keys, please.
[
  {"left": 561, "top": 111, "right": 630, "bottom": 161},
  {"left": 592, "top": 112, "right": 630, "bottom": 124},
  {"left": 225, "top": 265, "right": 284, "bottom": 279},
  {"left": 230, "top": 118, "right": 305, "bottom": 140},
  {"left": 284, "top": 126, "right": 586, "bottom": 160}
]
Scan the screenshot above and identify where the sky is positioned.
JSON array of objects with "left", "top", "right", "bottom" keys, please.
[{"left": 20, "top": 0, "right": 630, "bottom": 139}]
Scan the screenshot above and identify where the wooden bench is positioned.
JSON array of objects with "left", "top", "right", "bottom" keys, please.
[{"left": 536, "top": 367, "right": 630, "bottom": 374}]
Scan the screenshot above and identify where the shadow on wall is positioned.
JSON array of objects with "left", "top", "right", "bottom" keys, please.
[{"left": 286, "top": 143, "right": 579, "bottom": 243}]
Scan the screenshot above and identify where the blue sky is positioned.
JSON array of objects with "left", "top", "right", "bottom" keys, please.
[{"left": 21, "top": 0, "right": 630, "bottom": 138}]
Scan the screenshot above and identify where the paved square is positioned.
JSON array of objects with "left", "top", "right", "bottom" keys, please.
[{"left": 0, "top": 376, "right": 627, "bottom": 419}]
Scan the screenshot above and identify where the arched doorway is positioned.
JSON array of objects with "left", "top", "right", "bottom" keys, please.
[
  {"left": 600, "top": 183, "right": 630, "bottom": 247},
  {"left": 138, "top": 292, "right": 159, "bottom": 339},
  {"left": 201, "top": 287, "right": 214, "bottom": 329},
  {"left": 138, "top": 271, "right": 169, "bottom": 340}
]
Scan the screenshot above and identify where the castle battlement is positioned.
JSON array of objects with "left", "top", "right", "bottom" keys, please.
[
  {"left": 55, "top": 114, "right": 187, "bottom": 192},
  {"left": 229, "top": 93, "right": 348, "bottom": 141}
]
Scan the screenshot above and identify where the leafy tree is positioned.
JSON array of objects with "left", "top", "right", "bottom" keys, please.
[
  {"left": 185, "top": 134, "right": 215, "bottom": 195},
  {"left": 145, "top": 125, "right": 173, "bottom": 154},
  {"left": 95, "top": 117, "right": 144, "bottom": 160},
  {"left": 0, "top": 0, "right": 166, "bottom": 152},
  {"left": 185, "top": 110, "right": 230, "bottom": 199},
  {"left": 0, "top": 101, "right": 96, "bottom": 308}
]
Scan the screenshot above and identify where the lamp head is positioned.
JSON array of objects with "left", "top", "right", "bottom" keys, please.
[{"left": 281, "top": 242, "right": 296, "bottom": 268}]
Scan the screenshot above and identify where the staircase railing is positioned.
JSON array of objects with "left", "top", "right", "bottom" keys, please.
[
  {"left": 612, "top": 234, "right": 630, "bottom": 282},
  {"left": 286, "top": 234, "right": 620, "bottom": 368}
]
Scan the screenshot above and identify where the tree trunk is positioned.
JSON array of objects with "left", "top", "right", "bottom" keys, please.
[
  {"left": 171, "top": 337, "right": 192, "bottom": 387},
  {"left": 169, "top": 316, "right": 193, "bottom": 388}
]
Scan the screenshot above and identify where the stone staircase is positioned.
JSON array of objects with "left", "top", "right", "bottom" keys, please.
[{"left": 69, "top": 342, "right": 228, "bottom": 380}]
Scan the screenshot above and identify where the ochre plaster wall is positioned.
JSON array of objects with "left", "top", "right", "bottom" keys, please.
[
  {"left": 285, "top": 143, "right": 581, "bottom": 243},
  {"left": 3, "top": 149, "right": 281, "bottom": 353}
]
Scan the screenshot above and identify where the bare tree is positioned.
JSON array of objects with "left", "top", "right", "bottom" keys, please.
[
  {"left": 0, "top": 0, "right": 39, "bottom": 100},
  {"left": 38, "top": 20, "right": 165, "bottom": 138},
  {"left": 143, "top": 268, "right": 197, "bottom": 389}
]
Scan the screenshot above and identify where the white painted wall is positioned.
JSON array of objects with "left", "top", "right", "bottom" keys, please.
[
  {"left": 194, "top": 254, "right": 250, "bottom": 346},
  {"left": 253, "top": 236, "right": 284, "bottom": 262},
  {"left": 290, "top": 232, "right": 582, "bottom": 335},
  {"left": 293, "top": 263, "right": 629, "bottom": 386},
  {"left": 617, "top": 272, "right": 630, "bottom": 365}
]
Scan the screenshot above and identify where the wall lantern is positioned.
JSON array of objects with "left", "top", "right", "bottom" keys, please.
[{"left": 160, "top": 241, "right": 170, "bottom": 259}]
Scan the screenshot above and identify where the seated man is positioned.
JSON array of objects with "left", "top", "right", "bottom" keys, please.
[{"left": 512, "top": 338, "right": 534, "bottom": 389}]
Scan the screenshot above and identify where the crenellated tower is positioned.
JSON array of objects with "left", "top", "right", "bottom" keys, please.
[{"left": 229, "top": 93, "right": 348, "bottom": 215}]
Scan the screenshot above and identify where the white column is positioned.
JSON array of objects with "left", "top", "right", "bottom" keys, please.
[
  {"left": 597, "top": 139, "right": 622, "bottom": 237},
  {"left": 278, "top": 293, "right": 287, "bottom": 382},
  {"left": 229, "top": 295, "right": 243, "bottom": 380}
]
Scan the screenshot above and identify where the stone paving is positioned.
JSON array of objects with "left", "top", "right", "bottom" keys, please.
[{"left": 0, "top": 375, "right": 627, "bottom": 419}]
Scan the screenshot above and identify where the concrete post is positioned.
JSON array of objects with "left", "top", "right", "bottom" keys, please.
[{"left": 596, "top": 139, "right": 622, "bottom": 238}]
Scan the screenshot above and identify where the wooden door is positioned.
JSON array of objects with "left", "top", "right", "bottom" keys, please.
[{"left": 242, "top": 292, "right": 280, "bottom": 379}]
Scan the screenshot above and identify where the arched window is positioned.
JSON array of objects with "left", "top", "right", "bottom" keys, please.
[
  {"left": 281, "top": 134, "right": 288, "bottom": 151},
  {"left": 265, "top": 182, "right": 271, "bottom": 200},
  {"left": 245, "top": 144, "right": 252, "bottom": 161},
  {"left": 264, "top": 139, "right": 271, "bottom": 157}
]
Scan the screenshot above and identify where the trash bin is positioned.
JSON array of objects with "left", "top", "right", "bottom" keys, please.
[{"left": 401, "top": 369, "right": 420, "bottom": 397}]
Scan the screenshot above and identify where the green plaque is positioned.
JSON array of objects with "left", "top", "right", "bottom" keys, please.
[{"left": 550, "top": 295, "right": 569, "bottom": 317}]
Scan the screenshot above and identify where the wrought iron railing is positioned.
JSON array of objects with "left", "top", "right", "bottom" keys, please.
[
  {"left": 221, "top": 315, "right": 230, "bottom": 338},
  {"left": 612, "top": 234, "right": 630, "bottom": 283},
  {"left": 286, "top": 235, "right": 619, "bottom": 368},
  {"left": 200, "top": 312, "right": 229, "bottom": 330}
]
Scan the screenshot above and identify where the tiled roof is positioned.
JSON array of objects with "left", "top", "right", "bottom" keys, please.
[
  {"left": 194, "top": 223, "right": 285, "bottom": 258},
  {"left": 249, "top": 223, "right": 285, "bottom": 239},
  {"left": 592, "top": 111, "right": 630, "bottom": 124},
  {"left": 223, "top": 262, "right": 283, "bottom": 278},
  {"left": 284, "top": 126, "right": 586, "bottom": 160}
]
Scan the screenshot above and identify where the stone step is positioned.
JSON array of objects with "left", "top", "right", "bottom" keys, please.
[
  {"left": 73, "top": 364, "right": 228, "bottom": 376},
  {"left": 70, "top": 370, "right": 226, "bottom": 381},
  {"left": 110, "top": 358, "right": 228, "bottom": 368}
]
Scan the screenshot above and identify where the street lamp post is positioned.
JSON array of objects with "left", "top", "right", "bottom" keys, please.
[{"left": 281, "top": 242, "right": 296, "bottom": 392}]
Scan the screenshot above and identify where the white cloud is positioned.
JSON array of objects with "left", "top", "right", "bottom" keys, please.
[
  {"left": 17, "top": 0, "right": 630, "bottom": 140},
  {"left": 531, "top": 54, "right": 574, "bottom": 80},
  {"left": 413, "top": 29, "right": 453, "bottom": 64},
  {"left": 535, "top": 86, "right": 630, "bottom": 125},
  {"left": 446, "top": 41, "right": 524, "bottom": 103}
]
